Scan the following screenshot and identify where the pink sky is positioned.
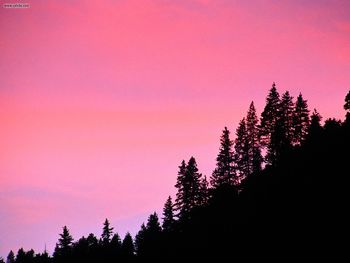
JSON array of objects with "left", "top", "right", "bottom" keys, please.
[{"left": 1, "top": 0, "right": 349, "bottom": 257}]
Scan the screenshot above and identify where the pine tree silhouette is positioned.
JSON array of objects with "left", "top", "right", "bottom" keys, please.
[
  {"left": 54, "top": 226, "right": 73, "bottom": 262},
  {"left": 135, "top": 223, "right": 147, "bottom": 257},
  {"left": 234, "top": 118, "right": 249, "bottom": 181},
  {"left": 344, "top": 90, "right": 350, "bottom": 111},
  {"left": 198, "top": 175, "right": 209, "bottom": 205},
  {"left": 260, "top": 82, "right": 281, "bottom": 146},
  {"left": 175, "top": 157, "right": 203, "bottom": 219},
  {"left": 121, "top": 233, "right": 135, "bottom": 259},
  {"left": 246, "top": 101, "right": 262, "bottom": 175},
  {"left": 101, "top": 218, "right": 114, "bottom": 244},
  {"left": 162, "top": 196, "right": 175, "bottom": 232},
  {"left": 211, "top": 127, "right": 235, "bottom": 187},
  {"left": 280, "top": 91, "right": 294, "bottom": 144},
  {"left": 174, "top": 160, "right": 190, "bottom": 218},
  {"left": 293, "top": 93, "right": 310, "bottom": 145},
  {"left": 308, "top": 109, "right": 322, "bottom": 139},
  {"left": 6, "top": 251, "right": 15, "bottom": 263}
]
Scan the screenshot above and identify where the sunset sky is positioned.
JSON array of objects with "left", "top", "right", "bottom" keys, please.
[{"left": 1, "top": 0, "right": 349, "bottom": 257}]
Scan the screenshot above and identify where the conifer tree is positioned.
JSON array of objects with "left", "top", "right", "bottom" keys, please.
[
  {"left": 101, "top": 218, "right": 113, "bottom": 244},
  {"left": 146, "top": 212, "right": 162, "bottom": 234},
  {"left": 6, "top": 251, "right": 15, "bottom": 263},
  {"left": 293, "top": 93, "right": 310, "bottom": 145},
  {"left": 234, "top": 118, "right": 249, "bottom": 181},
  {"left": 280, "top": 91, "right": 294, "bottom": 144},
  {"left": 246, "top": 101, "right": 262, "bottom": 175},
  {"left": 54, "top": 226, "right": 73, "bottom": 258},
  {"left": 15, "top": 248, "right": 26, "bottom": 263},
  {"left": 121, "top": 233, "right": 134, "bottom": 258},
  {"left": 198, "top": 175, "right": 209, "bottom": 205},
  {"left": 175, "top": 157, "right": 203, "bottom": 218},
  {"left": 186, "top": 157, "right": 202, "bottom": 207},
  {"left": 211, "top": 127, "right": 235, "bottom": 187},
  {"left": 175, "top": 160, "right": 190, "bottom": 218},
  {"left": 110, "top": 233, "right": 122, "bottom": 250},
  {"left": 308, "top": 109, "right": 322, "bottom": 137},
  {"left": 135, "top": 213, "right": 162, "bottom": 258},
  {"left": 135, "top": 223, "right": 147, "bottom": 256},
  {"left": 344, "top": 90, "right": 350, "bottom": 111},
  {"left": 260, "top": 82, "right": 281, "bottom": 146},
  {"left": 162, "top": 196, "right": 175, "bottom": 232}
]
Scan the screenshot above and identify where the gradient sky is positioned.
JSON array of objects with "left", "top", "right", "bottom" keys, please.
[{"left": 1, "top": 0, "right": 349, "bottom": 257}]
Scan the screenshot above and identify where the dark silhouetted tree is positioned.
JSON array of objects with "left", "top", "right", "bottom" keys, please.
[
  {"left": 162, "top": 196, "right": 175, "bottom": 232},
  {"left": 234, "top": 118, "right": 249, "bottom": 181},
  {"left": 260, "top": 82, "right": 281, "bottom": 147},
  {"left": 344, "top": 90, "right": 350, "bottom": 125},
  {"left": 293, "top": 93, "right": 310, "bottom": 145},
  {"left": 54, "top": 226, "right": 73, "bottom": 259},
  {"left": 135, "top": 213, "right": 162, "bottom": 258},
  {"left": 175, "top": 157, "right": 203, "bottom": 219},
  {"left": 146, "top": 212, "right": 162, "bottom": 234},
  {"left": 280, "top": 91, "right": 294, "bottom": 144},
  {"left": 211, "top": 127, "right": 235, "bottom": 187},
  {"left": 246, "top": 101, "right": 262, "bottom": 175},
  {"left": 135, "top": 223, "right": 147, "bottom": 256},
  {"left": 110, "top": 233, "right": 122, "bottom": 249},
  {"left": 344, "top": 90, "right": 350, "bottom": 111},
  {"left": 101, "top": 219, "right": 113, "bottom": 244},
  {"left": 308, "top": 109, "right": 322, "bottom": 138},
  {"left": 121, "top": 233, "right": 134, "bottom": 258},
  {"left": 0, "top": 258, "right": 4, "bottom": 263},
  {"left": 110, "top": 233, "right": 122, "bottom": 259},
  {"left": 174, "top": 160, "right": 190, "bottom": 218},
  {"left": 15, "top": 249, "right": 26, "bottom": 263},
  {"left": 6, "top": 251, "right": 15, "bottom": 263},
  {"left": 198, "top": 175, "right": 209, "bottom": 205},
  {"left": 260, "top": 83, "right": 282, "bottom": 165},
  {"left": 186, "top": 157, "right": 202, "bottom": 207},
  {"left": 86, "top": 233, "right": 98, "bottom": 247}
]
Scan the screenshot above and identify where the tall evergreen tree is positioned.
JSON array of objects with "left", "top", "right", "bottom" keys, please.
[
  {"left": 260, "top": 82, "right": 281, "bottom": 146},
  {"left": 101, "top": 218, "right": 113, "bottom": 244},
  {"left": 86, "top": 233, "right": 98, "bottom": 247},
  {"left": 308, "top": 109, "right": 322, "bottom": 138},
  {"left": 110, "top": 233, "right": 122, "bottom": 250},
  {"left": 135, "top": 223, "right": 147, "bottom": 256},
  {"left": 293, "top": 93, "right": 310, "bottom": 145},
  {"left": 121, "top": 233, "right": 134, "bottom": 258},
  {"left": 280, "top": 91, "right": 294, "bottom": 144},
  {"left": 175, "top": 157, "right": 203, "bottom": 218},
  {"left": 174, "top": 160, "right": 190, "bottom": 218},
  {"left": 146, "top": 212, "right": 162, "bottom": 234},
  {"left": 211, "top": 127, "right": 235, "bottom": 187},
  {"left": 246, "top": 101, "right": 262, "bottom": 175},
  {"left": 234, "top": 118, "right": 249, "bottom": 182},
  {"left": 162, "top": 196, "right": 175, "bottom": 232},
  {"left": 198, "top": 175, "right": 209, "bottom": 206},
  {"left": 260, "top": 83, "right": 282, "bottom": 165},
  {"left": 54, "top": 226, "right": 73, "bottom": 258},
  {"left": 15, "top": 249, "right": 26, "bottom": 263},
  {"left": 344, "top": 90, "right": 350, "bottom": 111},
  {"left": 186, "top": 157, "right": 202, "bottom": 207},
  {"left": 6, "top": 251, "right": 15, "bottom": 263}
]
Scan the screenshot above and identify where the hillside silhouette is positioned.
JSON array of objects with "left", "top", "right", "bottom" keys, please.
[{"left": 2, "top": 85, "right": 349, "bottom": 262}]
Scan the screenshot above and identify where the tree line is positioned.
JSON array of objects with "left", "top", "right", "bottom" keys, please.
[{"left": 3, "top": 84, "right": 350, "bottom": 261}]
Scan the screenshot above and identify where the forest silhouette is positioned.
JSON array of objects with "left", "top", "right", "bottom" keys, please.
[{"left": 3, "top": 84, "right": 350, "bottom": 262}]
